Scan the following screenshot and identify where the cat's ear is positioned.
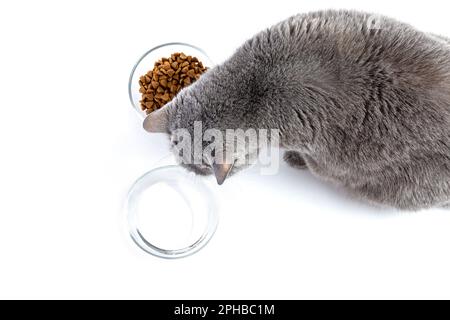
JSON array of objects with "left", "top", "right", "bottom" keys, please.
[
  {"left": 212, "top": 162, "right": 233, "bottom": 185},
  {"left": 143, "top": 106, "right": 170, "bottom": 133}
]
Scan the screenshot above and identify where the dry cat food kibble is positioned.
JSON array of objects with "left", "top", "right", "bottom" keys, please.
[{"left": 139, "top": 52, "right": 208, "bottom": 114}]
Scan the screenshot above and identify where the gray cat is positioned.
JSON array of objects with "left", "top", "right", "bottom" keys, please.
[{"left": 143, "top": 10, "right": 450, "bottom": 210}]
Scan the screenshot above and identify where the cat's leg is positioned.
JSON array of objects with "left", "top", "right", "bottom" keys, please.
[
  {"left": 283, "top": 151, "right": 308, "bottom": 169},
  {"left": 351, "top": 162, "right": 450, "bottom": 210},
  {"left": 352, "top": 180, "right": 450, "bottom": 210}
]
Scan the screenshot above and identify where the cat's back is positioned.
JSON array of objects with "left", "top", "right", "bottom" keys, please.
[
  {"left": 238, "top": 10, "right": 450, "bottom": 158},
  {"left": 267, "top": 10, "right": 450, "bottom": 79},
  {"left": 249, "top": 10, "right": 450, "bottom": 134},
  {"left": 239, "top": 10, "right": 450, "bottom": 134},
  {"left": 243, "top": 10, "right": 450, "bottom": 103}
]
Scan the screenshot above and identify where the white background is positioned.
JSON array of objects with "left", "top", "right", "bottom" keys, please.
[{"left": 1, "top": 0, "right": 450, "bottom": 299}]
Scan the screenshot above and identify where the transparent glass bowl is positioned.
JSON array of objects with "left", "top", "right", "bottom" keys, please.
[
  {"left": 127, "top": 44, "right": 217, "bottom": 259},
  {"left": 128, "top": 42, "right": 214, "bottom": 119},
  {"left": 126, "top": 165, "right": 219, "bottom": 259}
]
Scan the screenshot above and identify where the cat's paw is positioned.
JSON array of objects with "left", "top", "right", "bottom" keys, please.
[{"left": 283, "top": 151, "right": 308, "bottom": 170}]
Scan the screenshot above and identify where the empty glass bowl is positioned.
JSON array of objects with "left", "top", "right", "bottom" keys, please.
[
  {"left": 126, "top": 165, "right": 219, "bottom": 259},
  {"left": 128, "top": 42, "right": 214, "bottom": 118}
]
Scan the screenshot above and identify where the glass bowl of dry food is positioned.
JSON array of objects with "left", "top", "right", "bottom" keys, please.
[{"left": 128, "top": 42, "right": 214, "bottom": 118}]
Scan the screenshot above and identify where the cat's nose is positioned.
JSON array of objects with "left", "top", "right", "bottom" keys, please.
[
  {"left": 213, "top": 163, "right": 233, "bottom": 185},
  {"left": 215, "top": 175, "right": 226, "bottom": 185}
]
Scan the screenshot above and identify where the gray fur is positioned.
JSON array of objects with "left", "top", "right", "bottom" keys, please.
[{"left": 146, "top": 9, "right": 450, "bottom": 210}]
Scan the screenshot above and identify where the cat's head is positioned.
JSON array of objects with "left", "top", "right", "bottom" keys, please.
[{"left": 143, "top": 70, "right": 260, "bottom": 185}]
